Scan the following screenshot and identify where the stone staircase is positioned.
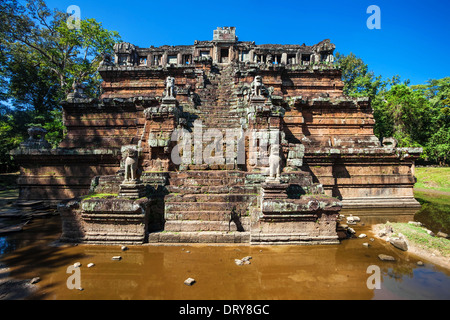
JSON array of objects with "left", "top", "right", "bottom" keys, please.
[
  {"left": 149, "top": 170, "right": 260, "bottom": 243},
  {"left": 182, "top": 64, "right": 244, "bottom": 171},
  {"left": 148, "top": 64, "right": 257, "bottom": 243},
  {"left": 200, "top": 65, "right": 241, "bottom": 129}
]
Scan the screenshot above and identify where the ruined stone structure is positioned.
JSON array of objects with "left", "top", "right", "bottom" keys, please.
[{"left": 12, "top": 27, "right": 421, "bottom": 245}]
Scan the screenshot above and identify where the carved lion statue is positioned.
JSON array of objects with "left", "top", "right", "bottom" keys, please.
[
  {"left": 251, "top": 76, "right": 263, "bottom": 97},
  {"left": 124, "top": 148, "right": 139, "bottom": 182},
  {"left": 28, "top": 127, "right": 48, "bottom": 141},
  {"left": 269, "top": 144, "right": 282, "bottom": 180}
]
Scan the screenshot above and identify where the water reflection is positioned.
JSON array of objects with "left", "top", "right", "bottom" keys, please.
[
  {"left": 339, "top": 207, "right": 419, "bottom": 225},
  {"left": 374, "top": 267, "right": 450, "bottom": 300},
  {"left": 0, "top": 217, "right": 449, "bottom": 300},
  {"left": 0, "top": 237, "right": 13, "bottom": 256}
]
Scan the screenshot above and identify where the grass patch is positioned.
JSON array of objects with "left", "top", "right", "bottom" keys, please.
[
  {"left": 414, "top": 167, "right": 450, "bottom": 193},
  {"left": 81, "top": 193, "right": 118, "bottom": 200},
  {"left": 386, "top": 222, "right": 450, "bottom": 257}
]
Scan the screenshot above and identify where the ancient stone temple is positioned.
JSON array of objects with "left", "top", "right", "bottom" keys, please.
[{"left": 11, "top": 27, "right": 422, "bottom": 245}]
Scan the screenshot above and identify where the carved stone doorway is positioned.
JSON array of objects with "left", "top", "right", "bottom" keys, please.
[{"left": 220, "top": 48, "right": 229, "bottom": 63}]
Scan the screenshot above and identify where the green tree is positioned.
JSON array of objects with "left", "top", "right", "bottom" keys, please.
[
  {"left": 1, "top": 0, "right": 121, "bottom": 100},
  {"left": 335, "top": 52, "right": 450, "bottom": 165},
  {"left": 426, "top": 126, "right": 450, "bottom": 165},
  {"left": 334, "top": 52, "right": 382, "bottom": 99},
  {"left": 383, "top": 84, "right": 433, "bottom": 148},
  {"left": 412, "top": 78, "right": 450, "bottom": 164},
  {"left": 0, "top": 0, "right": 121, "bottom": 172}
]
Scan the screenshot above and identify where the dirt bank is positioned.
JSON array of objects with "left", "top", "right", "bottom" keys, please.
[{"left": 372, "top": 223, "right": 450, "bottom": 270}]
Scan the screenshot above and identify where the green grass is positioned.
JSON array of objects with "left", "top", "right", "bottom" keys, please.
[
  {"left": 414, "top": 167, "right": 450, "bottom": 193},
  {"left": 81, "top": 193, "right": 118, "bottom": 200},
  {"left": 385, "top": 222, "right": 450, "bottom": 257}
]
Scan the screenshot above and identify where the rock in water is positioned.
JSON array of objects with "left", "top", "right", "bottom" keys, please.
[
  {"left": 235, "top": 256, "right": 252, "bottom": 265},
  {"left": 389, "top": 238, "right": 408, "bottom": 251},
  {"left": 30, "top": 277, "right": 41, "bottom": 284},
  {"left": 378, "top": 254, "right": 396, "bottom": 261},
  {"left": 184, "top": 278, "right": 196, "bottom": 286}
]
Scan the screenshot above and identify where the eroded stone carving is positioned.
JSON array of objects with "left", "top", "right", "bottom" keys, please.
[
  {"left": 165, "top": 76, "right": 176, "bottom": 98},
  {"left": 382, "top": 137, "right": 398, "bottom": 148},
  {"left": 114, "top": 42, "right": 137, "bottom": 66},
  {"left": 21, "top": 127, "right": 51, "bottom": 149},
  {"left": 251, "top": 76, "right": 263, "bottom": 97},
  {"left": 268, "top": 143, "right": 282, "bottom": 181},
  {"left": 99, "top": 52, "right": 114, "bottom": 67},
  {"left": 67, "top": 82, "right": 87, "bottom": 100},
  {"left": 213, "top": 27, "right": 237, "bottom": 42},
  {"left": 119, "top": 146, "right": 145, "bottom": 199},
  {"left": 124, "top": 148, "right": 139, "bottom": 182}
]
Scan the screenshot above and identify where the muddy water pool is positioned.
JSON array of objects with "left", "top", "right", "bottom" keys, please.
[{"left": 0, "top": 216, "right": 449, "bottom": 300}]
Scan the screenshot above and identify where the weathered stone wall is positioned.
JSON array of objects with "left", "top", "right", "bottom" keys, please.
[
  {"left": 58, "top": 196, "right": 150, "bottom": 244},
  {"left": 60, "top": 99, "right": 147, "bottom": 149},
  {"left": 12, "top": 149, "right": 120, "bottom": 203}
]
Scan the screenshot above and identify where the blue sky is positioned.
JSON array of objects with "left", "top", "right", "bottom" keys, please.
[{"left": 46, "top": 0, "right": 450, "bottom": 85}]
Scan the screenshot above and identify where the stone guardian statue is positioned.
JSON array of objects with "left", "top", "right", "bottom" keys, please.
[
  {"left": 251, "top": 76, "right": 263, "bottom": 97},
  {"left": 124, "top": 148, "right": 139, "bottom": 182},
  {"left": 268, "top": 143, "right": 282, "bottom": 181},
  {"left": 165, "top": 76, "right": 176, "bottom": 98}
]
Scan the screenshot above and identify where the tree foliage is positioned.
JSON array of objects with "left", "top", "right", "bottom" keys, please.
[
  {"left": 336, "top": 53, "right": 449, "bottom": 165},
  {"left": 0, "top": 0, "right": 121, "bottom": 172}
]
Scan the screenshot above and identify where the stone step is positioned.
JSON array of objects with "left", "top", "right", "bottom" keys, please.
[
  {"left": 166, "top": 184, "right": 259, "bottom": 195},
  {"left": 200, "top": 120, "right": 241, "bottom": 125},
  {"left": 168, "top": 177, "right": 245, "bottom": 187},
  {"left": 200, "top": 116, "right": 241, "bottom": 121},
  {"left": 165, "top": 210, "right": 250, "bottom": 221},
  {"left": 165, "top": 201, "right": 240, "bottom": 212},
  {"left": 164, "top": 218, "right": 251, "bottom": 232},
  {"left": 148, "top": 231, "right": 250, "bottom": 243},
  {"left": 195, "top": 121, "right": 242, "bottom": 127},
  {"left": 186, "top": 164, "right": 238, "bottom": 171},
  {"left": 250, "top": 233, "right": 340, "bottom": 245},
  {"left": 169, "top": 170, "right": 245, "bottom": 179},
  {"left": 194, "top": 110, "right": 240, "bottom": 115},
  {"left": 192, "top": 108, "right": 240, "bottom": 113},
  {"left": 165, "top": 193, "right": 257, "bottom": 203}
]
